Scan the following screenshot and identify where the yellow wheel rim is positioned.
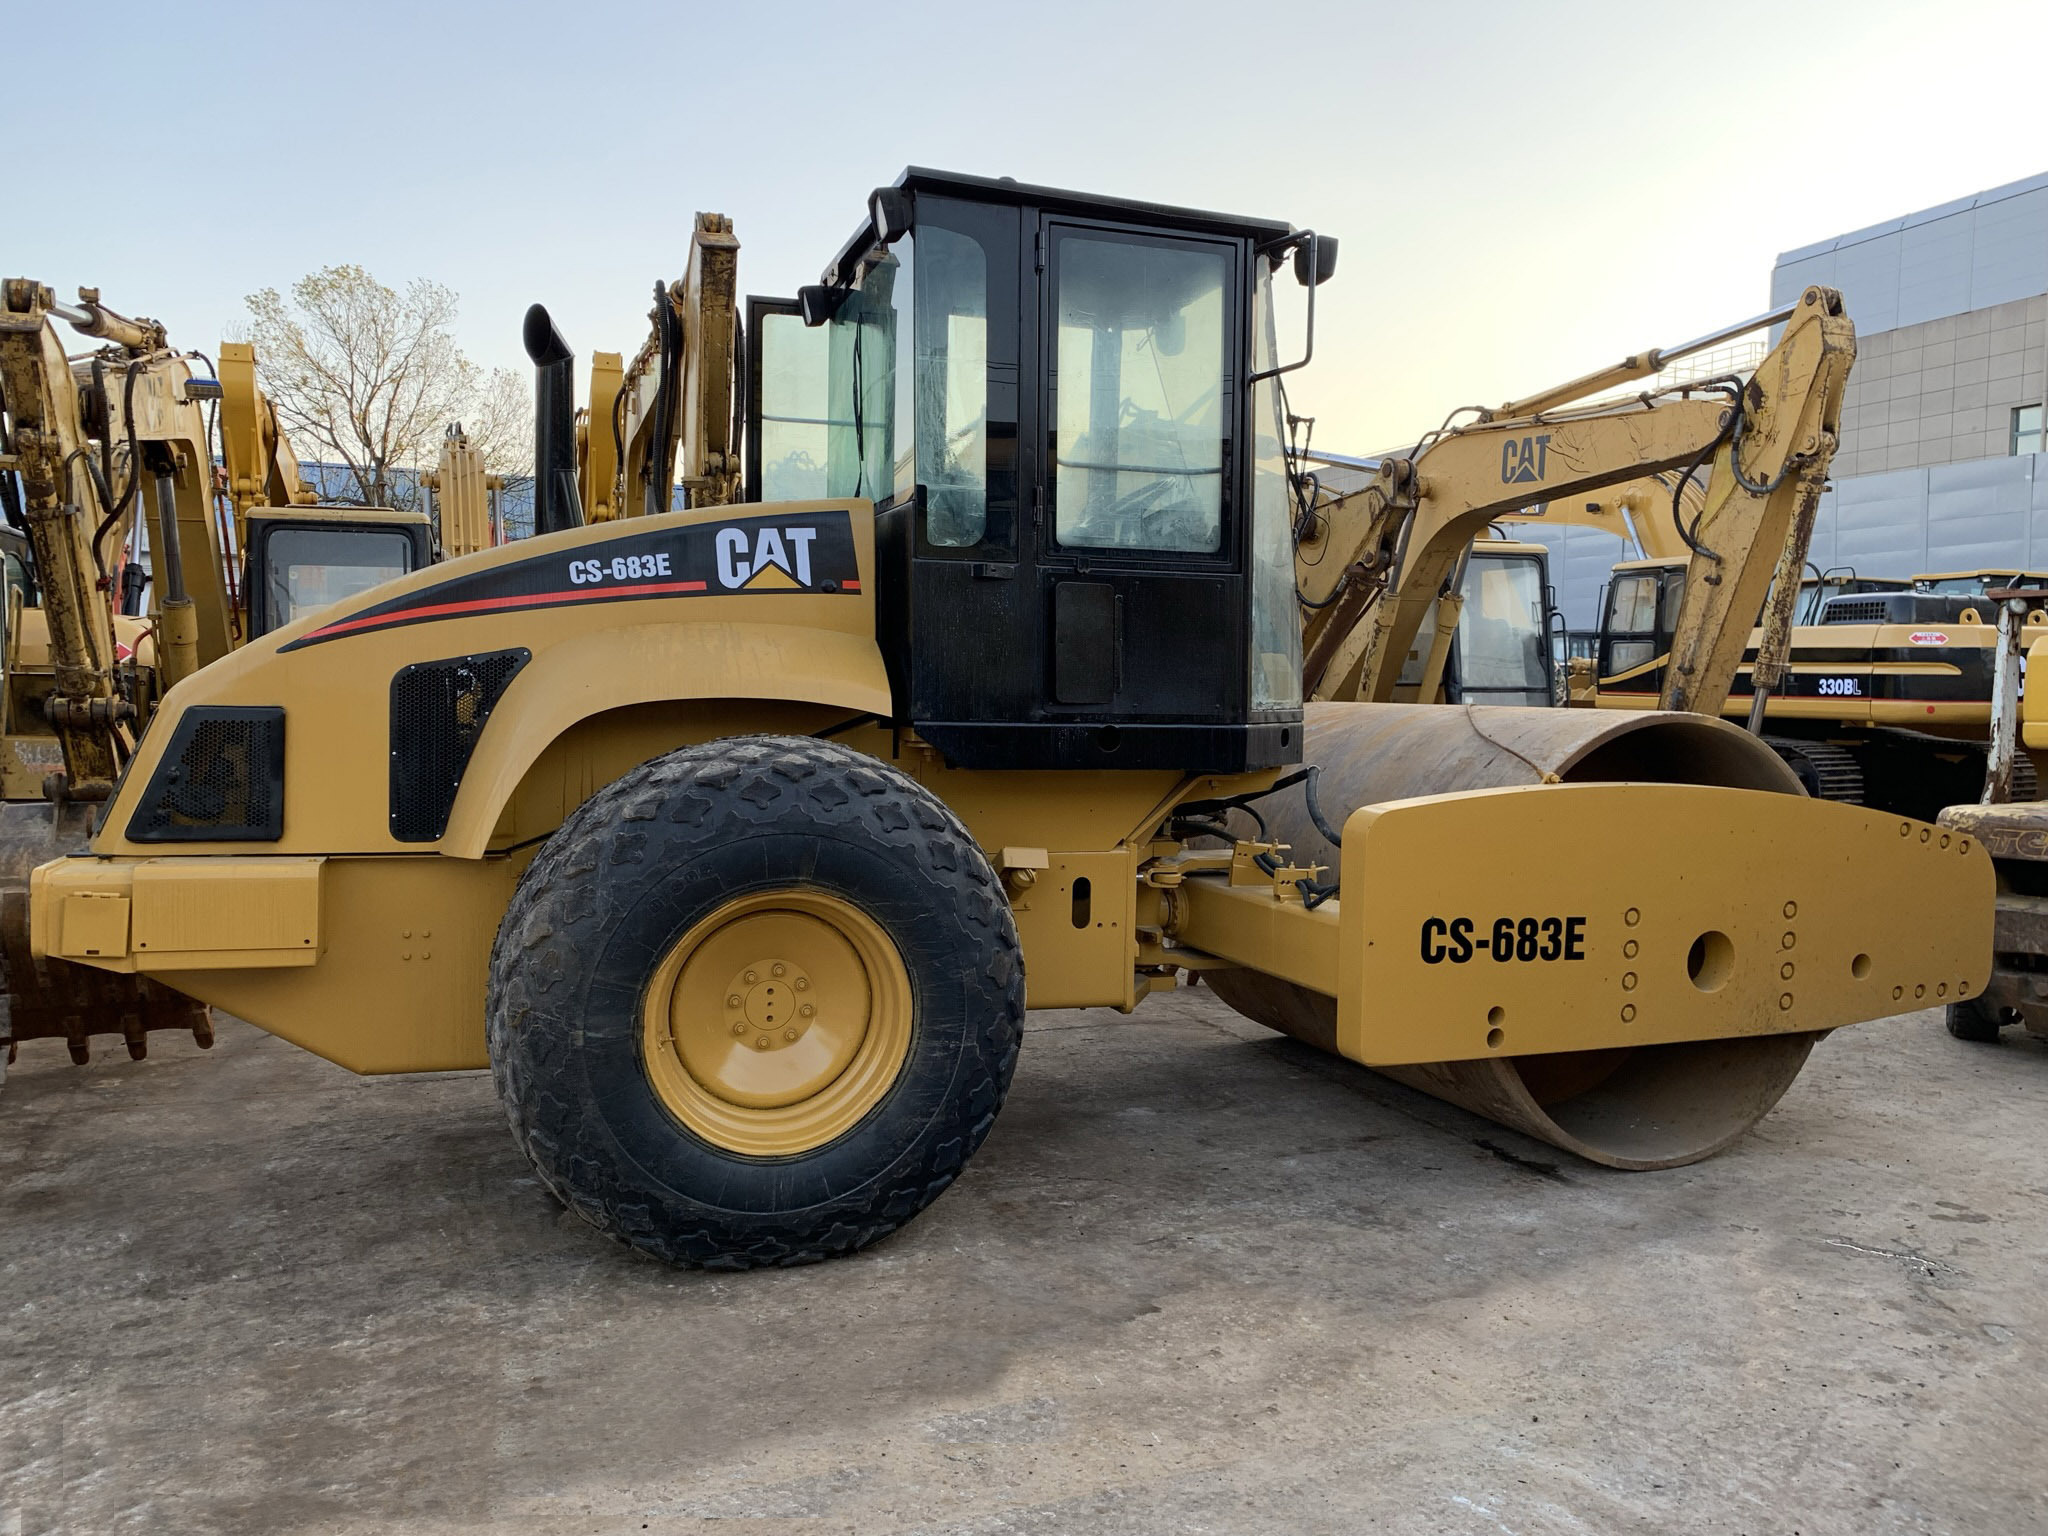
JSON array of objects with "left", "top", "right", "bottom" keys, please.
[{"left": 640, "top": 889, "right": 913, "bottom": 1157}]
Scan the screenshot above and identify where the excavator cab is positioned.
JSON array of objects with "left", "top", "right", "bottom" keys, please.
[
  {"left": 1394, "top": 540, "right": 1557, "bottom": 707},
  {"left": 242, "top": 506, "right": 436, "bottom": 639},
  {"left": 743, "top": 169, "right": 1332, "bottom": 771},
  {"left": 1595, "top": 556, "right": 1687, "bottom": 695}
]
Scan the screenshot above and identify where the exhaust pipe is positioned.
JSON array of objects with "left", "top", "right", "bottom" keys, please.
[{"left": 523, "top": 304, "right": 584, "bottom": 535}]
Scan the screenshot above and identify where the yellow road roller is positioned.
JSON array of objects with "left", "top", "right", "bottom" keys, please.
[{"left": 26, "top": 170, "right": 1990, "bottom": 1266}]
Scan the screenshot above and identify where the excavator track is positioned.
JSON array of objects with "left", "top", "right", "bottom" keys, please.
[{"left": 1765, "top": 737, "right": 1866, "bottom": 803}]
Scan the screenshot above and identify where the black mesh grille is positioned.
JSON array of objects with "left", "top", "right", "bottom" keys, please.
[
  {"left": 389, "top": 649, "right": 530, "bottom": 842},
  {"left": 127, "top": 706, "right": 285, "bottom": 842},
  {"left": 1821, "top": 598, "right": 1890, "bottom": 625}
]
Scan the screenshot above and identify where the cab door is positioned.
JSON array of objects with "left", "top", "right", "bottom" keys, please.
[{"left": 1032, "top": 217, "right": 1247, "bottom": 737}]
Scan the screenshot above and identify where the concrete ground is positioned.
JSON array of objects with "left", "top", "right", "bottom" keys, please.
[{"left": 2, "top": 992, "right": 2044, "bottom": 1536}]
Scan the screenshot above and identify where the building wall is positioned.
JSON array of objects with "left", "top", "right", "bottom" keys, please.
[
  {"left": 1770, "top": 171, "right": 2048, "bottom": 335},
  {"left": 1831, "top": 297, "right": 2047, "bottom": 478}
]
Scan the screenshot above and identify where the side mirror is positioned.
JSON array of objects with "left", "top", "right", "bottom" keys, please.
[
  {"left": 798, "top": 284, "right": 849, "bottom": 328},
  {"left": 1252, "top": 230, "right": 1337, "bottom": 384},
  {"left": 868, "top": 186, "right": 913, "bottom": 246},
  {"left": 1293, "top": 234, "right": 1340, "bottom": 287}
]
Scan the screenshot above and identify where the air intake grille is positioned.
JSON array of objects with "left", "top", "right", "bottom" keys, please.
[
  {"left": 1821, "top": 598, "right": 1890, "bottom": 625},
  {"left": 389, "top": 649, "right": 529, "bottom": 843},
  {"left": 127, "top": 706, "right": 286, "bottom": 842}
]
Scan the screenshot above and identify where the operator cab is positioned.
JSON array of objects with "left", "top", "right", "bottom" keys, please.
[
  {"left": 1600, "top": 560, "right": 1914, "bottom": 687},
  {"left": 1598, "top": 556, "right": 1687, "bottom": 687},
  {"left": 243, "top": 506, "right": 436, "bottom": 639},
  {"left": 1396, "top": 540, "right": 1556, "bottom": 706},
  {"left": 743, "top": 169, "right": 1335, "bottom": 772}
]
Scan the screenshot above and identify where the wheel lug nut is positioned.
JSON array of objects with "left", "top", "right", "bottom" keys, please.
[
  {"left": 793, "top": 977, "right": 808, "bottom": 991},
  {"left": 755, "top": 1036, "right": 771, "bottom": 1050},
  {"left": 731, "top": 1022, "right": 746, "bottom": 1036},
  {"left": 783, "top": 1028, "right": 798, "bottom": 1042},
  {"left": 799, "top": 1003, "right": 815, "bottom": 1018},
  {"left": 726, "top": 994, "right": 742, "bottom": 1008},
  {"left": 772, "top": 963, "right": 786, "bottom": 977},
  {"left": 744, "top": 970, "right": 758, "bottom": 984}
]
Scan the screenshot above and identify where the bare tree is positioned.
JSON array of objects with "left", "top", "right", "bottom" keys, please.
[{"left": 243, "top": 265, "right": 529, "bottom": 512}]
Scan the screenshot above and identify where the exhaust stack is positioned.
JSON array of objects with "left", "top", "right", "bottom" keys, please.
[{"left": 523, "top": 304, "right": 583, "bottom": 535}]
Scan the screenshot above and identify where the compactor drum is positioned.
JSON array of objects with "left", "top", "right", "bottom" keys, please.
[
  {"left": 1206, "top": 704, "right": 1826, "bottom": 1168},
  {"left": 22, "top": 172, "right": 1993, "bottom": 1266}
]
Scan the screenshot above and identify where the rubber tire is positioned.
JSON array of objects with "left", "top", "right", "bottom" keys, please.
[
  {"left": 1945, "top": 997, "right": 2014, "bottom": 1043},
  {"left": 487, "top": 734, "right": 1023, "bottom": 1268}
]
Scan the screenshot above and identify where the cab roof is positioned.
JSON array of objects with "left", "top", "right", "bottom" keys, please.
[
  {"left": 247, "top": 505, "right": 432, "bottom": 527},
  {"left": 824, "top": 167, "right": 1300, "bottom": 287}
]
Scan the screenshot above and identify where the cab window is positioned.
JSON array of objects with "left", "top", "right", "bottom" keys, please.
[
  {"left": 824, "top": 252, "right": 905, "bottom": 504},
  {"left": 1051, "top": 231, "right": 1229, "bottom": 554},
  {"left": 914, "top": 227, "right": 990, "bottom": 547},
  {"left": 264, "top": 527, "right": 413, "bottom": 626},
  {"left": 1459, "top": 555, "right": 1550, "bottom": 702},
  {"left": 754, "top": 312, "right": 830, "bottom": 502},
  {"left": 1607, "top": 573, "right": 1661, "bottom": 633}
]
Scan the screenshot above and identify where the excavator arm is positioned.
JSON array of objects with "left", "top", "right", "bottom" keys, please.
[
  {"left": 218, "top": 341, "right": 316, "bottom": 528},
  {"left": 1299, "top": 286, "right": 1854, "bottom": 718},
  {"left": 423, "top": 424, "right": 502, "bottom": 558},
  {"left": 1492, "top": 472, "right": 1698, "bottom": 563},
  {"left": 0, "top": 283, "right": 127, "bottom": 792},
  {"left": 0, "top": 281, "right": 216, "bottom": 1069},
  {"left": 586, "top": 213, "right": 743, "bottom": 519}
]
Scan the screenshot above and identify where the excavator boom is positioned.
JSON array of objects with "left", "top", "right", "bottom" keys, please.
[{"left": 1298, "top": 289, "right": 1854, "bottom": 718}]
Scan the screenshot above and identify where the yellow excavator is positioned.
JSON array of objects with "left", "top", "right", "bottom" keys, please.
[
  {"left": 1505, "top": 482, "right": 2048, "bottom": 814},
  {"left": 0, "top": 282, "right": 448, "bottom": 1073},
  {"left": 1303, "top": 418, "right": 2048, "bottom": 817},
  {"left": 19, "top": 172, "right": 1990, "bottom": 1269}
]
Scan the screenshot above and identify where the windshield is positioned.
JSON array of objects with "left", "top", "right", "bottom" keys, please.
[
  {"left": 1606, "top": 572, "right": 1661, "bottom": 634},
  {"left": 755, "top": 311, "right": 830, "bottom": 501},
  {"left": 1458, "top": 554, "right": 1550, "bottom": 703},
  {"left": 1917, "top": 575, "right": 2013, "bottom": 596},
  {"left": 1052, "top": 233, "right": 1227, "bottom": 553},
  {"left": 825, "top": 252, "right": 906, "bottom": 503},
  {"left": 265, "top": 527, "right": 414, "bottom": 625},
  {"left": 754, "top": 225, "right": 995, "bottom": 547}
]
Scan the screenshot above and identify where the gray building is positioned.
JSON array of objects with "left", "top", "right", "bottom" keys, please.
[{"left": 1523, "top": 170, "right": 2048, "bottom": 629}]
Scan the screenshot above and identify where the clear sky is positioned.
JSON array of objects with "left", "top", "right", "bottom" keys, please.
[{"left": 9, "top": 0, "right": 2042, "bottom": 455}]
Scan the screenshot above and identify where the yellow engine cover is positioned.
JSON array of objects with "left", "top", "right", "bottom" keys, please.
[{"left": 1330, "top": 783, "right": 1991, "bottom": 1066}]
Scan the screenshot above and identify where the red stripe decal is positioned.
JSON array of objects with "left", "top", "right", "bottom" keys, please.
[
  {"left": 844, "top": 579, "right": 861, "bottom": 591},
  {"left": 301, "top": 579, "right": 712, "bottom": 642}
]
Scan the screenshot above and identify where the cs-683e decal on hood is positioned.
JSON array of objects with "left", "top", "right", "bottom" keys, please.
[{"left": 281, "top": 509, "right": 862, "bottom": 650}]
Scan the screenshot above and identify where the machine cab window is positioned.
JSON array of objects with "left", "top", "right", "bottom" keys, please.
[
  {"left": 1600, "top": 558, "right": 1686, "bottom": 681},
  {"left": 244, "top": 510, "right": 437, "bottom": 638},
  {"left": 1050, "top": 231, "right": 1229, "bottom": 555},
  {"left": 745, "top": 170, "right": 1330, "bottom": 772}
]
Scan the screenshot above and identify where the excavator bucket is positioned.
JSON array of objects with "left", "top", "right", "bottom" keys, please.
[{"left": 0, "top": 801, "right": 210, "bottom": 1080}]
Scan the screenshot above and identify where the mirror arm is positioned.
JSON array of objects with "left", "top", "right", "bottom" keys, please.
[{"left": 1250, "top": 232, "right": 1319, "bottom": 385}]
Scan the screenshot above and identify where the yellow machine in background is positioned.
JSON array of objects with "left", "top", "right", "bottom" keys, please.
[
  {"left": 0, "top": 283, "right": 439, "bottom": 1072},
  {"left": 21, "top": 173, "right": 1991, "bottom": 1269},
  {"left": 1299, "top": 395, "right": 2047, "bottom": 817},
  {"left": 1493, "top": 444, "right": 2048, "bottom": 811},
  {"left": 560, "top": 212, "right": 743, "bottom": 527},
  {"left": 422, "top": 425, "right": 504, "bottom": 558},
  {"left": 1292, "top": 291, "right": 1852, "bottom": 722}
]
